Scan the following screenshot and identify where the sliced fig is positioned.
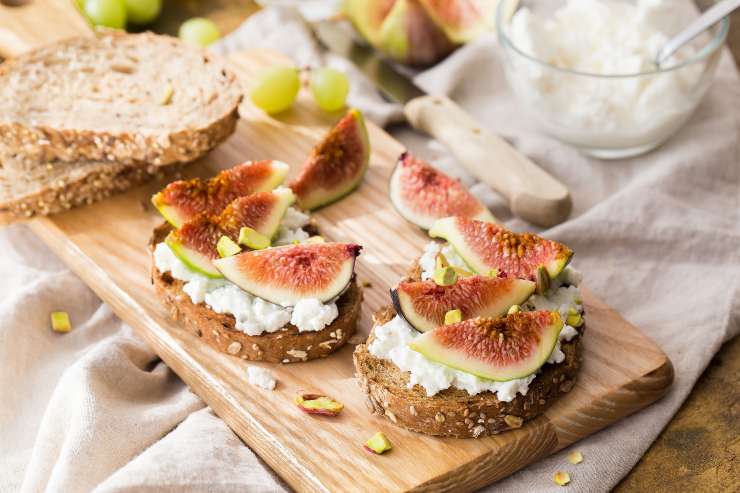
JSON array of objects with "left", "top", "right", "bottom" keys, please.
[
  {"left": 389, "top": 151, "right": 496, "bottom": 229},
  {"left": 289, "top": 109, "right": 370, "bottom": 210},
  {"left": 418, "top": 0, "right": 496, "bottom": 43},
  {"left": 152, "top": 160, "right": 290, "bottom": 227},
  {"left": 165, "top": 188, "right": 295, "bottom": 277},
  {"left": 429, "top": 216, "right": 573, "bottom": 282},
  {"left": 409, "top": 311, "right": 564, "bottom": 381},
  {"left": 391, "top": 276, "right": 535, "bottom": 332},
  {"left": 213, "top": 243, "right": 362, "bottom": 305}
]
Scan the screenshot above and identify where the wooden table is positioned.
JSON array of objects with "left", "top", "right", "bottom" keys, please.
[{"left": 153, "top": 5, "right": 740, "bottom": 491}]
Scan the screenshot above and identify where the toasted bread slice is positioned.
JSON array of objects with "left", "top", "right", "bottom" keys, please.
[
  {"left": 0, "top": 31, "right": 241, "bottom": 171},
  {"left": 149, "top": 223, "right": 361, "bottom": 363},
  {"left": 353, "top": 258, "right": 583, "bottom": 438}
]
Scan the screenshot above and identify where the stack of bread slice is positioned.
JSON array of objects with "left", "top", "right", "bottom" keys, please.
[{"left": 0, "top": 31, "right": 242, "bottom": 219}]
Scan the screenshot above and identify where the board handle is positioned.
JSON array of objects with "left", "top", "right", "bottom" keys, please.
[
  {"left": 404, "top": 94, "right": 572, "bottom": 227},
  {"left": 0, "top": 0, "right": 90, "bottom": 58}
]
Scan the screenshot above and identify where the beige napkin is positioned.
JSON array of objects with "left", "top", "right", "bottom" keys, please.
[{"left": 2, "top": 6, "right": 739, "bottom": 493}]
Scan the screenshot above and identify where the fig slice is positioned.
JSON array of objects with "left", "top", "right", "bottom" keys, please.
[
  {"left": 389, "top": 151, "right": 496, "bottom": 229},
  {"left": 152, "top": 160, "right": 290, "bottom": 227},
  {"left": 165, "top": 188, "right": 295, "bottom": 278},
  {"left": 409, "top": 311, "right": 564, "bottom": 381},
  {"left": 289, "top": 109, "right": 370, "bottom": 210},
  {"left": 429, "top": 216, "right": 573, "bottom": 282},
  {"left": 391, "top": 276, "right": 535, "bottom": 332},
  {"left": 213, "top": 243, "right": 362, "bottom": 306}
]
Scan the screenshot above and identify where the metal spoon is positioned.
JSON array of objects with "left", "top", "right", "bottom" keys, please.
[{"left": 656, "top": 0, "right": 740, "bottom": 66}]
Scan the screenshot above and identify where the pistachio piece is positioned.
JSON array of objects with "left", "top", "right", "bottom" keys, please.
[
  {"left": 566, "top": 312, "right": 584, "bottom": 327},
  {"left": 50, "top": 311, "right": 71, "bottom": 333},
  {"left": 295, "top": 392, "right": 343, "bottom": 416},
  {"left": 487, "top": 268, "right": 500, "bottom": 277},
  {"left": 535, "top": 266, "right": 550, "bottom": 294},
  {"left": 553, "top": 471, "right": 571, "bottom": 486},
  {"left": 567, "top": 450, "right": 583, "bottom": 464},
  {"left": 160, "top": 83, "right": 174, "bottom": 105},
  {"left": 433, "top": 266, "right": 457, "bottom": 286},
  {"left": 238, "top": 226, "right": 270, "bottom": 250},
  {"left": 444, "top": 309, "right": 462, "bottom": 325},
  {"left": 507, "top": 304, "right": 521, "bottom": 315},
  {"left": 216, "top": 236, "right": 241, "bottom": 258},
  {"left": 364, "top": 431, "right": 392, "bottom": 454},
  {"left": 435, "top": 252, "right": 450, "bottom": 270}
]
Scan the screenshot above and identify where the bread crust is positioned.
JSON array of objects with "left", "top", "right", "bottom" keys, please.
[
  {"left": 0, "top": 31, "right": 241, "bottom": 170},
  {"left": 149, "top": 223, "right": 362, "bottom": 363},
  {"left": 353, "top": 258, "right": 584, "bottom": 438}
]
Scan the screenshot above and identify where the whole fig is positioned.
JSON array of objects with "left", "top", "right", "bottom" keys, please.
[{"left": 344, "top": 0, "right": 496, "bottom": 66}]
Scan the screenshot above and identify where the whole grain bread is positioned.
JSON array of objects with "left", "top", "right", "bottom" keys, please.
[
  {"left": 0, "top": 31, "right": 242, "bottom": 171},
  {"left": 354, "top": 307, "right": 583, "bottom": 438},
  {"left": 353, "top": 257, "right": 583, "bottom": 438},
  {"left": 149, "top": 223, "right": 362, "bottom": 363}
]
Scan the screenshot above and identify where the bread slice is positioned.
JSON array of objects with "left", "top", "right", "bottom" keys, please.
[
  {"left": 0, "top": 31, "right": 241, "bottom": 171},
  {"left": 353, "top": 260, "right": 583, "bottom": 438},
  {"left": 149, "top": 223, "right": 362, "bottom": 363},
  {"left": 0, "top": 160, "right": 181, "bottom": 219}
]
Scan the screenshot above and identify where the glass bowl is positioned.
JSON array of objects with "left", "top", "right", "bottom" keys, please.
[{"left": 496, "top": 0, "right": 729, "bottom": 159}]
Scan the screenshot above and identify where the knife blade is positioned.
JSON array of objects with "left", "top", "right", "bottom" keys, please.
[{"left": 311, "top": 20, "right": 572, "bottom": 227}]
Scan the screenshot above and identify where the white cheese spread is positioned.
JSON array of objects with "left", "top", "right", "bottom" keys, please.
[
  {"left": 247, "top": 366, "right": 277, "bottom": 390},
  {"left": 153, "top": 208, "right": 339, "bottom": 336},
  {"left": 369, "top": 241, "right": 584, "bottom": 399},
  {"left": 505, "top": 0, "right": 703, "bottom": 150}
]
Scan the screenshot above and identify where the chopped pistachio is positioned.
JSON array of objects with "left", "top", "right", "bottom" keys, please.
[
  {"left": 566, "top": 312, "right": 584, "bottom": 327},
  {"left": 553, "top": 471, "right": 571, "bottom": 486},
  {"left": 364, "top": 431, "right": 392, "bottom": 454},
  {"left": 567, "top": 451, "right": 583, "bottom": 464},
  {"left": 487, "top": 268, "right": 499, "bottom": 277},
  {"left": 50, "top": 311, "right": 71, "bottom": 333},
  {"left": 159, "top": 83, "right": 174, "bottom": 105},
  {"left": 433, "top": 266, "right": 457, "bottom": 286},
  {"left": 507, "top": 304, "right": 521, "bottom": 315},
  {"left": 216, "top": 236, "right": 241, "bottom": 257},
  {"left": 295, "top": 392, "right": 343, "bottom": 416},
  {"left": 238, "top": 226, "right": 270, "bottom": 250},
  {"left": 444, "top": 309, "right": 462, "bottom": 325}
]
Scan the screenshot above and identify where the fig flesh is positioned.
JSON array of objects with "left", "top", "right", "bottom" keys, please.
[
  {"left": 165, "top": 188, "right": 295, "bottom": 277},
  {"left": 429, "top": 216, "right": 573, "bottom": 283},
  {"left": 214, "top": 243, "right": 362, "bottom": 306},
  {"left": 389, "top": 151, "right": 496, "bottom": 229},
  {"left": 391, "top": 276, "right": 535, "bottom": 332},
  {"left": 409, "top": 311, "right": 563, "bottom": 381},
  {"left": 289, "top": 109, "right": 370, "bottom": 210},
  {"left": 152, "top": 160, "right": 289, "bottom": 227}
]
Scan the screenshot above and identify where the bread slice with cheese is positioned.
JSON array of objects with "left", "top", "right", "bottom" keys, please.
[
  {"left": 149, "top": 223, "right": 362, "bottom": 363},
  {"left": 353, "top": 261, "right": 583, "bottom": 438}
]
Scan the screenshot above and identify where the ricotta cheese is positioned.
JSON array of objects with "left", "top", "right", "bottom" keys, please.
[
  {"left": 247, "top": 366, "right": 277, "bottom": 390},
  {"left": 153, "top": 209, "right": 339, "bottom": 335},
  {"left": 371, "top": 242, "right": 584, "bottom": 399},
  {"left": 506, "top": 0, "right": 704, "bottom": 150}
]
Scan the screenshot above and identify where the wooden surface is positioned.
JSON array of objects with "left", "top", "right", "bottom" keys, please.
[{"left": 2, "top": 1, "right": 735, "bottom": 491}]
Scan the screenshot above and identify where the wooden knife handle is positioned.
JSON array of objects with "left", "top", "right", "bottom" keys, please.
[
  {"left": 0, "top": 0, "right": 89, "bottom": 58},
  {"left": 404, "top": 95, "right": 572, "bottom": 227}
]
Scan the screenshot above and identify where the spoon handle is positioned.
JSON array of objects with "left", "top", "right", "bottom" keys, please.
[{"left": 656, "top": 0, "right": 740, "bottom": 65}]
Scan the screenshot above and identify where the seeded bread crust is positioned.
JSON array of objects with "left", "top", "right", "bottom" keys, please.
[
  {"left": 353, "top": 259, "right": 583, "bottom": 438},
  {"left": 149, "top": 223, "right": 361, "bottom": 363},
  {"left": 0, "top": 31, "right": 241, "bottom": 170}
]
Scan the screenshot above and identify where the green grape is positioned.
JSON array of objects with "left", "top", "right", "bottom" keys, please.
[
  {"left": 178, "top": 18, "right": 220, "bottom": 47},
  {"left": 250, "top": 65, "right": 301, "bottom": 115},
  {"left": 124, "top": 0, "right": 161, "bottom": 25},
  {"left": 310, "top": 67, "right": 349, "bottom": 112},
  {"left": 84, "top": 0, "right": 127, "bottom": 29}
]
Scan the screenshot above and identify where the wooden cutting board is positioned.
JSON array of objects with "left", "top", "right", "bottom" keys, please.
[{"left": 0, "top": 6, "right": 673, "bottom": 492}]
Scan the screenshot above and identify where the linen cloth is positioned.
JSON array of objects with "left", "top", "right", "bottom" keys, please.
[{"left": 2, "top": 6, "right": 739, "bottom": 492}]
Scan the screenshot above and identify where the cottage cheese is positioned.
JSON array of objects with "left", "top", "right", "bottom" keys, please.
[
  {"left": 153, "top": 208, "right": 339, "bottom": 335},
  {"left": 505, "top": 0, "right": 704, "bottom": 150},
  {"left": 369, "top": 242, "right": 584, "bottom": 399},
  {"left": 247, "top": 366, "right": 277, "bottom": 390}
]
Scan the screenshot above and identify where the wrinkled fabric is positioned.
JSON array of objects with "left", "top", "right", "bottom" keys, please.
[{"left": 2, "top": 5, "right": 739, "bottom": 493}]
